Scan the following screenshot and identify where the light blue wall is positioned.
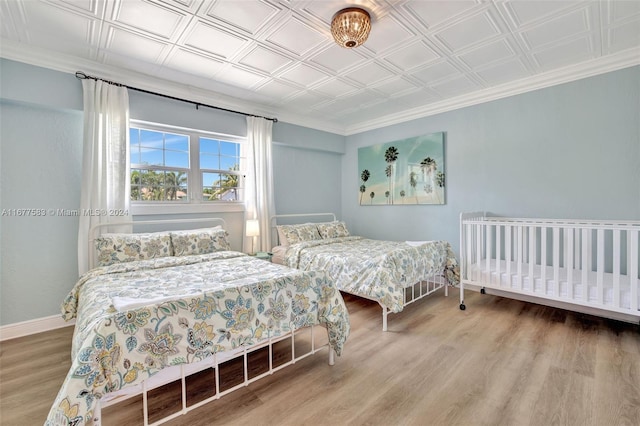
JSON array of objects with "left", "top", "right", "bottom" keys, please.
[
  {"left": 271, "top": 122, "right": 345, "bottom": 217},
  {"left": 3, "top": 56, "right": 637, "bottom": 326},
  {"left": 1, "top": 99, "right": 83, "bottom": 326},
  {"left": 130, "top": 90, "right": 246, "bottom": 137},
  {"left": 273, "top": 122, "right": 344, "bottom": 154},
  {"left": 273, "top": 144, "right": 342, "bottom": 216},
  {"left": 342, "top": 66, "right": 640, "bottom": 255},
  {"left": 0, "top": 58, "right": 344, "bottom": 325}
]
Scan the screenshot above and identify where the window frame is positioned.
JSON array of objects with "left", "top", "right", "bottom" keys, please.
[{"left": 129, "top": 120, "right": 246, "bottom": 216}]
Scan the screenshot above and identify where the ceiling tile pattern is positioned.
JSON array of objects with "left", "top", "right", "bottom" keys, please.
[{"left": 1, "top": 0, "right": 639, "bottom": 134}]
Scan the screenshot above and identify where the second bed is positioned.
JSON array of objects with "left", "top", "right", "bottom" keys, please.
[{"left": 271, "top": 213, "right": 459, "bottom": 331}]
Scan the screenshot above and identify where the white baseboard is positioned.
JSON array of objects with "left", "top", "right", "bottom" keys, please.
[{"left": 0, "top": 314, "right": 74, "bottom": 341}]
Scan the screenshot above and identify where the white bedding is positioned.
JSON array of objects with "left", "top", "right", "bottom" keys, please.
[{"left": 469, "top": 259, "right": 639, "bottom": 310}]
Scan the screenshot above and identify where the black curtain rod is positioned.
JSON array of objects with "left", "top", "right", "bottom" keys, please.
[{"left": 75, "top": 71, "right": 278, "bottom": 123}]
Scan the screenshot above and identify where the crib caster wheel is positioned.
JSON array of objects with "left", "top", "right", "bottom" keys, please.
[
  {"left": 459, "top": 303, "right": 466, "bottom": 310},
  {"left": 480, "top": 288, "right": 486, "bottom": 294}
]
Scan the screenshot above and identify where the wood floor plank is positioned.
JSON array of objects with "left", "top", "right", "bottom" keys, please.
[{"left": 1, "top": 289, "right": 639, "bottom": 426}]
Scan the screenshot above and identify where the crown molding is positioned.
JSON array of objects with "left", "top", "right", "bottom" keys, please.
[
  {"left": 0, "top": 38, "right": 347, "bottom": 135},
  {"left": 2, "top": 38, "right": 638, "bottom": 137},
  {"left": 343, "top": 47, "right": 640, "bottom": 135}
]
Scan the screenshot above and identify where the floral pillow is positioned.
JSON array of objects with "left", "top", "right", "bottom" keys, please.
[
  {"left": 170, "top": 227, "right": 231, "bottom": 256},
  {"left": 276, "top": 225, "right": 294, "bottom": 246},
  {"left": 95, "top": 232, "right": 172, "bottom": 267},
  {"left": 276, "top": 223, "right": 321, "bottom": 245},
  {"left": 316, "top": 221, "right": 350, "bottom": 239}
]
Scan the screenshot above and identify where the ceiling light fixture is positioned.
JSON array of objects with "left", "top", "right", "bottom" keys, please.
[{"left": 331, "top": 7, "right": 371, "bottom": 48}]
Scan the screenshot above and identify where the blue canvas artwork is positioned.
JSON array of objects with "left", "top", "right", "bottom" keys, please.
[{"left": 358, "top": 132, "right": 446, "bottom": 205}]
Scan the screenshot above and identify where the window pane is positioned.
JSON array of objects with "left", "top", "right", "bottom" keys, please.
[
  {"left": 140, "top": 129, "right": 163, "bottom": 149},
  {"left": 200, "top": 138, "right": 240, "bottom": 174},
  {"left": 200, "top": 138, "right": 218, "bottom": 154},
  {"left": 131, "top": 167, "right": 143, "bottom": 200},
  {"left": 165, "top": 151, "right": 189, "bottom": 168},
  {"left": 219, "top": 173, "right": 239, "bottom": 189},
  {"left": 165, "top": 134, "right": 188, "bottom": 152},
  {"left": 203, "top": 172, "right": 240, "bottom": 201},
  {"left": 139, "top": 148, "right": 164, "bottom": 166},
  {"left": 130, "top": 129, "right": 140, "bottom": 164},
  {"left": 220, "top": 156, "right": 238, "bottom": 171},
  {"left": 200, "top": 153, "right": 219, "bottom": 170},
  {"left": 131, "top": 168, "right": 187, "bottom": 202},
  {"left": 130, "top": 128, "right": 140, "bottom": 144},
  {"left": 218, "top": 173, "right": 239, "bottom": 201},
  {"left": 220, "top": 141, "right": 238, "bottom": 157},
  {"left": 133, "top": 129, "right": 190, "bottom": 168},
  {"left": 202, "top": 172, "right": 219, "bottom": 187},
  {"left": 130, "top": 149, "right": 140, "bottom": 165},
  {"left": 202, "top": 172, "right": 219, "bottom": 201},
  {"left": 163, "top": 171, "right": 187, "bottom": 202}
]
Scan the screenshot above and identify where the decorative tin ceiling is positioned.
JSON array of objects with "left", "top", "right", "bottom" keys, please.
[{"left": 1, "top": 0, "right": 639, "bottom": 134}]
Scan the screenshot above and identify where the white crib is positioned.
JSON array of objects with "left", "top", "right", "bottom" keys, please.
[{"left": 459, "top": 212, "right": 640, "bottom": 323}]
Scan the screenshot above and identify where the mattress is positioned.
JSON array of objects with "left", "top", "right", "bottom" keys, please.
[{"left": 468, "top": 259, "right": 639, "bottom": 310}]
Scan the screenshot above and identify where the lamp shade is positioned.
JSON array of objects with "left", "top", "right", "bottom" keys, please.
[
  {"left": 245, "top": 219, "right": 260, "bottom": 237},
  {"left": 331, "top": 7, "right": 371, "bottom": 48}
]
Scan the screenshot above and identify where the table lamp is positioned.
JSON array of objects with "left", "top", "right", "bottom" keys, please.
[{"left": 245, "top": 219, "right": 260, "bottom": 255}]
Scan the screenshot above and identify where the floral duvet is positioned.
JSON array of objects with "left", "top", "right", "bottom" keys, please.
[
  {"left": 46, "top": 251, "right": 350, "bottom": 426},
  {"left": 283, "top": 237, "right": 460, "bottom": 312}
]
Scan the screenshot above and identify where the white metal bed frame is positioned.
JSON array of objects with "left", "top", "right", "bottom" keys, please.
[
  {"left": 96, "top": 325, "right": 331, "bottom": 426},
  {"left": 83, "top": 217, "right": 336, "bottom": 425},
  {"left": 459, "top": 211, "right": 640, "bottom": 323},
  {"left": 270, "top": 213, "right": 448, "bottom": 331}
]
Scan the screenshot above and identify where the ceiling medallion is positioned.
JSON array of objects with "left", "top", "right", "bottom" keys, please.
[{"left": 330, "top": 7, "right": 371, "bottom": 48}]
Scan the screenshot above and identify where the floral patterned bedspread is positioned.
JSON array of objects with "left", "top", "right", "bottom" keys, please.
[
  {"left": 284, "top": 237, "right": 460, "bottom": 313},
  {"left": 46, "top": 252, "right": 350, "bottom": 426}
]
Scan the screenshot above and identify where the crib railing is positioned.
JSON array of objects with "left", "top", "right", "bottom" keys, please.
[{"left": 459, "top": 212, "right": 640, "bottom": 319}]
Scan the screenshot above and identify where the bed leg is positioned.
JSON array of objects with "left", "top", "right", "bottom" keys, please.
[
  {"left": 92, "top": 403, "right": 102, "bottom": 426},
  {"left": 382, "top": 306, "right": 388, "bottom": 332},
  {"left": 328, "top": 347, "right": 335, "bottom": 366},
  {"left": 459, "top": 281, "right": 466, "bottom": 310}
]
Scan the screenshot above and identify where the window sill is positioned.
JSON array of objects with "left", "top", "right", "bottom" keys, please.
[{"left": 131, "top": 202, "right": 245, "bottom": 216}]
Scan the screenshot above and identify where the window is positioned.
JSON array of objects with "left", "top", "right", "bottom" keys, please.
[
  {"left": 130, "top": 128, "right": 189, "bottom": 201},
  {"left": 200, "top": 138, "right": 241, "bottom": 201},
  {"left": 129, "top": 121, "right": 245, "bottom": 210}
]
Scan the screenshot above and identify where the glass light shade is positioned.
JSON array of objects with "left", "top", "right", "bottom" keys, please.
[
  {"left": 245, "top": 219, "right": 260, "bottom": 237},
  {"left": 331, "top": 7, "right": 371, "bottom": 48}
]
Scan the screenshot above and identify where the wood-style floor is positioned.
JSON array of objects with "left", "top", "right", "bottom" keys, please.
[{"left": 1, "top": 288, "right": 639, "bottom": 426}]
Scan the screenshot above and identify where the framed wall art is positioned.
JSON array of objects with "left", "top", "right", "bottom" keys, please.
[{"left": 358, "top": 132, "right": 446, "bottom": 205}]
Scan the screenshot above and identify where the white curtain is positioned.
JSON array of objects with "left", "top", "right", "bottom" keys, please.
[
  {"left": 244, "top": 117, "right": 275, "bottom": 253},
  {"left": 77, "top": 79, "right": 132, "bottom": 275}
]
